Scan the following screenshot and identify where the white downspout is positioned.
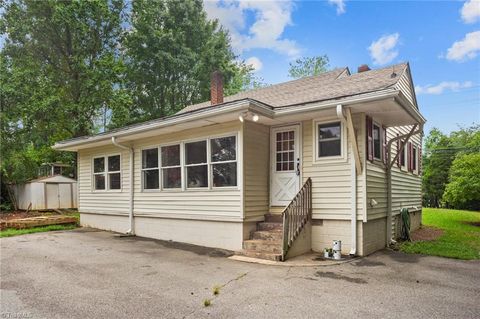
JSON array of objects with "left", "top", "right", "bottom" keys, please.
[
  {"left": 111, "top": 137, "right": 134, "bottom": 235},
  {"left": 336, "top": 105, "right": 357, "bottom": 256}
]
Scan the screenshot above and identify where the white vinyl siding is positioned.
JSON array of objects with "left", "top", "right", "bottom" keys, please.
[
  {"left": 394, "top": 67, "right": 418, "bottom": 109},
  {"left": 303, "top": 113, "right": 364, "bottom": 220},
  {"left": 77, "top": 121, "right": 242, "bottom": 221},
  {"left": 243, "top": 121, "right": 270, "bottom": 221},
  {"left": 366, "top": 124, "right": 422, "bottom": 221}
]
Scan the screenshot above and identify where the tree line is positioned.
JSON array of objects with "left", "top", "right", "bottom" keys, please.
[{"left": 422, "top": 125, "right": 480, "bottom": 211}]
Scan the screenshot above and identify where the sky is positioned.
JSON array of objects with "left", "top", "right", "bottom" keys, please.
[{"left": 204, "top": 0, "right": 480, "bottom": 135}]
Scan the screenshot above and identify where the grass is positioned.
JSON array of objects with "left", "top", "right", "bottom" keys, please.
[
  {"left": 400, "top": 208, "right": 480, "bottom": 260},
  {"left": 0, "top": 224, "right": 78, "bottom": 238}
]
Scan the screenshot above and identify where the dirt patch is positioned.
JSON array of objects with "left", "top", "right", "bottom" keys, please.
[
  {"left": 352, "top": 259, "right": 385, "bottom": 267},
  {"left": 314, "top": 271, "right": 367, "bottom": 284},
  {"left": 410, "top": 226, "right": 444, "bottom": 242},
  {"left": 0, "top": 211, "right": 44, "bottom": 222}
]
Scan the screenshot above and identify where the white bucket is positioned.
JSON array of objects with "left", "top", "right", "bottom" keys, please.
[
  {"left": 333, "top": 250, "right": 342, "bottom": 260},
  {"left": 332, "top": 240, "right": 341, "bottom": 251}
]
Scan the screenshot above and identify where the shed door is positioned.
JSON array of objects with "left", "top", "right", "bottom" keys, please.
[
  {"left": 58, "top": 184, "right": 72, "bottom": 208},
  {"left": 270, "top": 125, "right": 301, "bottom": 206},
  {"left": 46, "top": 183, "right": 60, "bottom": 209}
]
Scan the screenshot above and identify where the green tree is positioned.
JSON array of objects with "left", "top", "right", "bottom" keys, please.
[
  {"left": 443, "top": 153, "right": 480, "bottom": 210},
  {"left": 119, "top": 0, "right": 243, "bottom": 124},
  {"left": 288, "top": 55, "right": 330, "bottom": 79},
  {"left": 1, "top": 0, "right": 129, "bottom": 186}
]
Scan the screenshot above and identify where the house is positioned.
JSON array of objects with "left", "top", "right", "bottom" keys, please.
[{"left": 53, "top": 62, "right": 425, "bottom": 260}]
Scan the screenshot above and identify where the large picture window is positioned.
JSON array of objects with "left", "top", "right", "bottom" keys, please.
[
  {"left": 317, "top": 122, "right": 341, "bottom": 157},
  {"left": 93, "top": 155, "right": 121, "bottom": 191},
  {"left": 161, "top": 144, "right": 181, "bottom": 189},
  {"left": 185, "top": 140, "right": 208, "bottom": 188},
  {"left": 211, "top": 136, "right": 237, "bottom": 187},
  {"left": 142, "top": 148, "right": 159, "bottom": 189}
]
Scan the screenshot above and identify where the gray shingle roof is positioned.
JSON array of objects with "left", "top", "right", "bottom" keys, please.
[{"left": 178, "top": 63, "right": 408, "bottom": 114}]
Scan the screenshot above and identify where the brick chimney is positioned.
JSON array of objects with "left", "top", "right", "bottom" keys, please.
[
  {"left": 210, "top": 70, "right": 224, "bottom": 105},
  {"left": 358, "top": 64, "right": 371, "bottom": 73}
]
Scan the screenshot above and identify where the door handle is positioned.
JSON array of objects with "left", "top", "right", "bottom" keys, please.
[{"left": 296, "top": 158, "right": 300, "bottom": 176}]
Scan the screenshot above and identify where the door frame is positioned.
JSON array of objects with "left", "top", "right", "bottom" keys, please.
[{"left": 269, "top": 122, "right": 303, "bottom": 207}]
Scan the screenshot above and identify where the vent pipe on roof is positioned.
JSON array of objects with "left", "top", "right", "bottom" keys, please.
[
  {"left": 210, "top": 70, "right": 224, "bottom": 105},
  {"left": 357, "top": 64, "right": 371, "bottom": 73}
]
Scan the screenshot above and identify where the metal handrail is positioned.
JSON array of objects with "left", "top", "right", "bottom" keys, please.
[{"left": 281, "top": 178, "right": 312, "bottom": 261}]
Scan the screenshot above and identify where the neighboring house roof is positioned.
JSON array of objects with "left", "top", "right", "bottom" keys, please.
[{"left": 178, "top": 62, "right": 411, "bottom": 114}]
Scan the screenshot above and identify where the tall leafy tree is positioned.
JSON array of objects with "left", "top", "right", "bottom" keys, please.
[
  {"left": 1, "top": 0, "right": 129, "bottom": 185},
  {"left": 120, "top": 0, "right": 242, "bottom": 124},
  {"left": 288, "top": 55, "right": 330, "bottom": 79}
]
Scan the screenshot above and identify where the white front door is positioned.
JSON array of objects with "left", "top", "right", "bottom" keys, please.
[{"left": 270, "top": 125, "right": 301, "bottom": 206}]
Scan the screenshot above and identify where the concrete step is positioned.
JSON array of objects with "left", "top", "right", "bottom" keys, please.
[
  {"left": 252, "top": 230, "right": 282, "bottom": 241},
  {"left": 264, "top": 214, "right": 283, "bottom": 223},
  {"left": 257, "top": 222, "right": 283, "bottom": 231},
  {"left": 243, "top": 240, "right": 282, "bottom": 254},
  {"left": 269, "top": 206, "right": 285, "bottom": 214},
  {"left": 236, "top": 249, "right": 283, "bottom": 261}
]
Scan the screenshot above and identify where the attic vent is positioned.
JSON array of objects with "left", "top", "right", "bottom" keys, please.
[{"left": 357, "top": 64, "right": 371, "bottom": 73}]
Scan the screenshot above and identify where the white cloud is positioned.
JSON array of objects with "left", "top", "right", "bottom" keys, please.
[
  {"left": 461, "top": 0, "right": 480, "bottom": 24},
  {"left": 204, "top": 0, "right": 300, "bottom": 58},
  {"left": 328, "top": 0, "right": 346, "bottom": 15},
  {"left": 446, "top": 31, "right": 480, "bottom": 61},
  {"left": 368, "top": 33, "right": 400, "bottom": 65},
  {"left": 245, "top": 56, "right": 263, "bottom": 72},
  {"left": 415, "top": 81, "right": 474, "bottom": 95}
]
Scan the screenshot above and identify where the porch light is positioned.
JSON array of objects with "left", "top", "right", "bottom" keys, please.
[{"left": 238, "top": 111, "right": 259, "bottom": 122}]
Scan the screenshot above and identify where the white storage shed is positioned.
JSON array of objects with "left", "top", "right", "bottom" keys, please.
[{"left": 14, "top": 175, "right": 78, "bottom": 210}]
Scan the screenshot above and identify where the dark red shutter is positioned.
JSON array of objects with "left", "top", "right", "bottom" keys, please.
[
  {"left": 407, "top": 142, "right": 413, "bottom": 172},
  {"left": 382, "top": 126, "right": 387, "bottom": 165},
  {"left": 396, "top": 134, "right": 401, "bottom": 167},
  {"left": 418, "top": 145, "right": 422, "bottom": 175},
  {"left": 366, "top": 116, "right": 373, "bottom": 162}
]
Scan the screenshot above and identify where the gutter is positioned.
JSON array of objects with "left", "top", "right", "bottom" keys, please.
[
  {"left": 111, "top": 137, "right": 135, "bottom": 235},
  {"left": 385, "top": 124, "right": 423, "bottom": 244},
  {"left": 336, "top": 105, "right": 357, "bottom": 256}
]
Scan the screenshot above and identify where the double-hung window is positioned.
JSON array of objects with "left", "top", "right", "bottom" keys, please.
[
  {"left": 185, "top": 140, "right": 208, "bottom": 188},
  {"left": 142, "top": 148, "right": 159, "bottom": 189},
  {"left": 161, "top": 144, "right": 181, "bottom": 189},
  {"left": 93, "top": 157, "right": 106, "bottom": 190},
  {"left": 373, "top": 123, "right": 381, "bottom": 160},
  {"left": 412, "top": 145, "right": 418, "bottom": 172},
  {"left": 211, "top": 136, "right": 237, "bottom": 187},
  {"left": 317, "top": 121, "right": 342, "bottom": 157},
  {"left": 93, "top": 155, "right": 121, "bottom": 190}
]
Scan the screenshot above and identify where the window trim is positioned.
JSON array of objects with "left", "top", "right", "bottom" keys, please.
[
  {"left": 313, "top": 118, "right": 347, "bottom": 163},
  {"left": 372, "top": 122, "right": 382, "bottom": 161},
  {"left": 210, "top": 134, "right": 238, "bottom": 189},
  {"left": 139, "top": 132, "right": 239, "bottom": 192},
  {"left": 400, "top": 142, "right": 407, "bottom": 171},
  {"left": 161, "top": 143, "right": 182, "bottom": 190},
  {"left": 91, "top": 153, "right": 122, "bottom": 192},
  {"left": 141, "top": 146, "right": 160, "bottom": 191}
]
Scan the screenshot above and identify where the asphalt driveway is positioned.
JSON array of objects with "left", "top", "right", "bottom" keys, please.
[{"left": 1, "top": 228, "right": 479, "bottom": 319}]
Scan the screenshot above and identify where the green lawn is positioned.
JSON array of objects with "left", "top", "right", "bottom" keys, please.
[
  {"left": 400, "top": 208, "right": 480, "bottom": 260},
  {"left": 0, "top": 224, "right": 78, "bottom": 238}
]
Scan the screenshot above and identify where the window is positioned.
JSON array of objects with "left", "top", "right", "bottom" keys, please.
[
  {"left": 318, "top": 122, "right": 341, "bottom": 157},
  {"left": 373, "top": 123, "right": 381, "bottom": 160},
  {"left": 93, "top": 157, "right": 105, "bottom": 190},
  {"left": 276, "top": 131, "right": 295, "bottom": 171},
  {"left": 400, "top": 143, "right": 406, "bottom": 168},
  {"left": 161, "top": 144, "right": 181, "bottom": 189},
  {"left": 211, "top": 136, "right": 237, "bottom": 187},
  {"left": 93, "top": 155, "right": 121, "bottom": 190},
  {"left": 142, "top": 148, "right": 159, "bottom": 189},
  {"left": 412, "top": 146, "right": 418, "bottom": 172},
  {"left": 185, "top": 140, "right": 208, "bottom": 188},
  {"left": 108, "top": 155, "right": 121, "bottom": 189}
]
